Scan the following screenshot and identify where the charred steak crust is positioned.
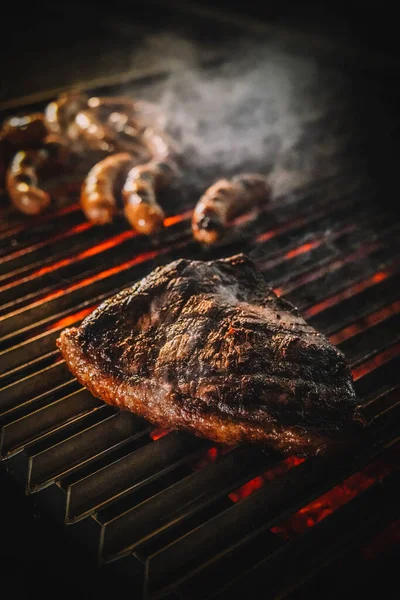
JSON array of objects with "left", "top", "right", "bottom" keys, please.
[{"left": 57, "top": 254, "right": 367, "bottom": 456}]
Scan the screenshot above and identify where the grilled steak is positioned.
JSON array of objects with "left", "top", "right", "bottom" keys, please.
[{"left": 57, "top": 253, "right": 367, "bottom": 456}]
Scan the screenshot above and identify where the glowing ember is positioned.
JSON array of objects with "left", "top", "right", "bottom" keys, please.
[
  {"left": 150, "top": 427, "right": 171, "bottom": 441},
  {"left": 271, "top": 444, "right": 399, "bottom": 540},
  {"left": 163, "top": 209, "right": 192, "bottom": 226},
  {"left": 228, "top": 475, "right": 265, "bottom": 502},
  {"left": 284, "top": 240, "right": 322, "bottom": 261},
  {"left": 47, "top": 306, "right": 96, "bottom": 331},
  {"left": 229, "top": 209, "right": 259, "bottom": 227},
  {"left": 76, "top": 230, "right": 136, "bottom": 258},
  {"left": 191, "top": 446, "right": 223, "bottom": 471},
  {"left": 228, "top": 456, "right": 305, "bottom": 503}
]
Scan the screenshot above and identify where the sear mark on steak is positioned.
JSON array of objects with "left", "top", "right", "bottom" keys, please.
[{"left": 57, "top": 253, "right": 368, "bottom": 456}]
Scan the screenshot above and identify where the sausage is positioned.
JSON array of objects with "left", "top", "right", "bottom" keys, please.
[
  {"left": 121, "top": 127, "right": 178, "bottom": 234},
  {"left": 87, "top": 95, "right": 138, "bottom": 118},
  {"left": 68, "top": 109, "right": 119, "bottom": 154},
  {"left": 0, "top": 113, "right": 49, "bottom": 191},
  {"left": 105, "top": 112, "right": 149, "bottom": 154},
  {"left": 45, "top": 91, "right": 88, "bottom": 135},
  {"left": 6, "top": 150, "right": 52, "bottom": 215},
  {"left": 121, "top": 163, "right": 166, "bottom": 234},
  {"left": 192, "top": 173, "right": 271, "bottom": 245},
  {"left": 80, "top": 152, "right": 134, "bottom": 225},
  {"left": 0, "top": 113, "right": 48, "bottom": 147}
]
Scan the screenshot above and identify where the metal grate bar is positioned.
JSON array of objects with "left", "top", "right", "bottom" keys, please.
[
  {"left": 306, "top": 270, "right": 400, "bottom": 336},
  {"left": 0, "top": 240, "right": 193, "bottom": 340},
  {"left": 0, "top": 175, "right": 373, "bottom": 317},
  {"left": 27, "top": 410, "right": 149, "bottom": 493},
  {"left": 65, "top": 431, "right": 209, "bottom": 524},
  {"left": 0, "top": 388, "right": 102, "bottom": 457},
  {"left": 0, "top": 361, "right": 71, "bottom": 415},
  {"left": 99, "top": 444, "right": 278, "bottom": 562}
]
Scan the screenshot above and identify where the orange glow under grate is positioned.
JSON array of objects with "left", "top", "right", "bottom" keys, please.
[
  {"left": 330, "top": 300, "right": 400, "bottom": 345},
  {"left": 38, "top": 247, "right": 164, "bottom": 305},
  {"left": 303, "top": 270, "right": 392, "bottom": 318},
  {"left": 352, "top": 341, "right": 400, "bottom": 381},
  {"left": 48, "top": 305, "right": 97, "bottom": 331},
  {"left": 228, "top": 456, "right": 305, "bottom": 503},
  {"left": 3, "top": 221, "right": 92, "bottom": 263},
  {"left": 150, "top": 427, "right": 171, "bottom": 441},
  {"left": 225, "top": 444, "right": 399, "bottom": 551},
  {"left": 271, "top": 443, "right": 399, "bottom": 540},
  {"left": 191, "top": 446, "right": 224, "bottom": 471},
  {"left": 274, "top": 238, "right": 383, "bottom": 297}
]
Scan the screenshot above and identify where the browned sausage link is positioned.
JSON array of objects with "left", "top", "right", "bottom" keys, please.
[
  {"left": 105, "top": 112, "right": 150, "bottom": 152},
  {"left": 142, "top": 126, "right": 179, "bottom": 188},
  {"left": 68, "top": 109, "right": 118, "bottom": 154},
  {"left": 87, "top": 95, "right": 138, "bottom": 118},
  {"left": 69, "top": 108, "right": 149, "bottom": 162},
  {"left": 6, "top": 150, "right": 52, "bottom": 215},
  {"left": 192, "top": 173, "right": 271, "bottom": 245},
  {"left": 121, "top": 127, "right": 178, "bottom": 234},
  {"left": 44, "top": 91, "right": 88, "bottom": 135},
  {"left": 106, "top": 111, "right": 141, "bottom": 135},
  {"left": 231, "top": 173, "right": 271, "bottom": 206},
  {"left": 0, "top": 113, "right": 48, "bottom": 147},
  {"left": 80, "top": 153, "right": 134, "bottom": 225},
  {"left": 122, "top": 163, "right": 165, "bottom": 234},
  {"left": 191, "top": 179, "right": 236, "bottom": 245}
]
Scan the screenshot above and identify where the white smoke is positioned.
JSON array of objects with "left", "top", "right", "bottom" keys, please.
[{"left": 121, "top": 32, "right": 360, "bottom": 198}]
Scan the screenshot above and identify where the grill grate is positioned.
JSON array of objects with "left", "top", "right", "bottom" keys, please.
[{"left": 1, "top": 6, "right": 400, "bottom": 597}]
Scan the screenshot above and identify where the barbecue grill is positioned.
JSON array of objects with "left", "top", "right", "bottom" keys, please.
[{"left": 0, "top": 2, "right": 399, "bottom": 598}]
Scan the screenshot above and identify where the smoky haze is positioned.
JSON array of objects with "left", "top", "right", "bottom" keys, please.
[{"left": 122, "top": 32, "right": 363, "bottom": 199}]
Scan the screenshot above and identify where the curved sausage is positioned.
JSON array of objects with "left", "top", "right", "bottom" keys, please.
[
  {"left": 105, "top": 112, "right": 150, "bottom": 154},
  {"left": 121, "top": 127, "right": 178, "bottom": 234},
  {"left": 122, "top": 163, "right": 165, "bottom": 234},
  {"left": 45, "top": 91, "right": 88, "bottom": 135},
  {"left": 80, "top": 152, "right": 134, "bottom": 225},
  {"left": 0, "top": 113, "right": 49, "bottom": 191},
  {"left": 6, "top": 150, "right": 52, "bottom": 215},
  {"left": 192, "top": 173, "right": 271, "bottom": 245},
  {"left": 87, "top": 95, "right": 138, "bottom": 116},
  {"left": 69, "top": 109, "right": 119, "bottom": 154}
]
